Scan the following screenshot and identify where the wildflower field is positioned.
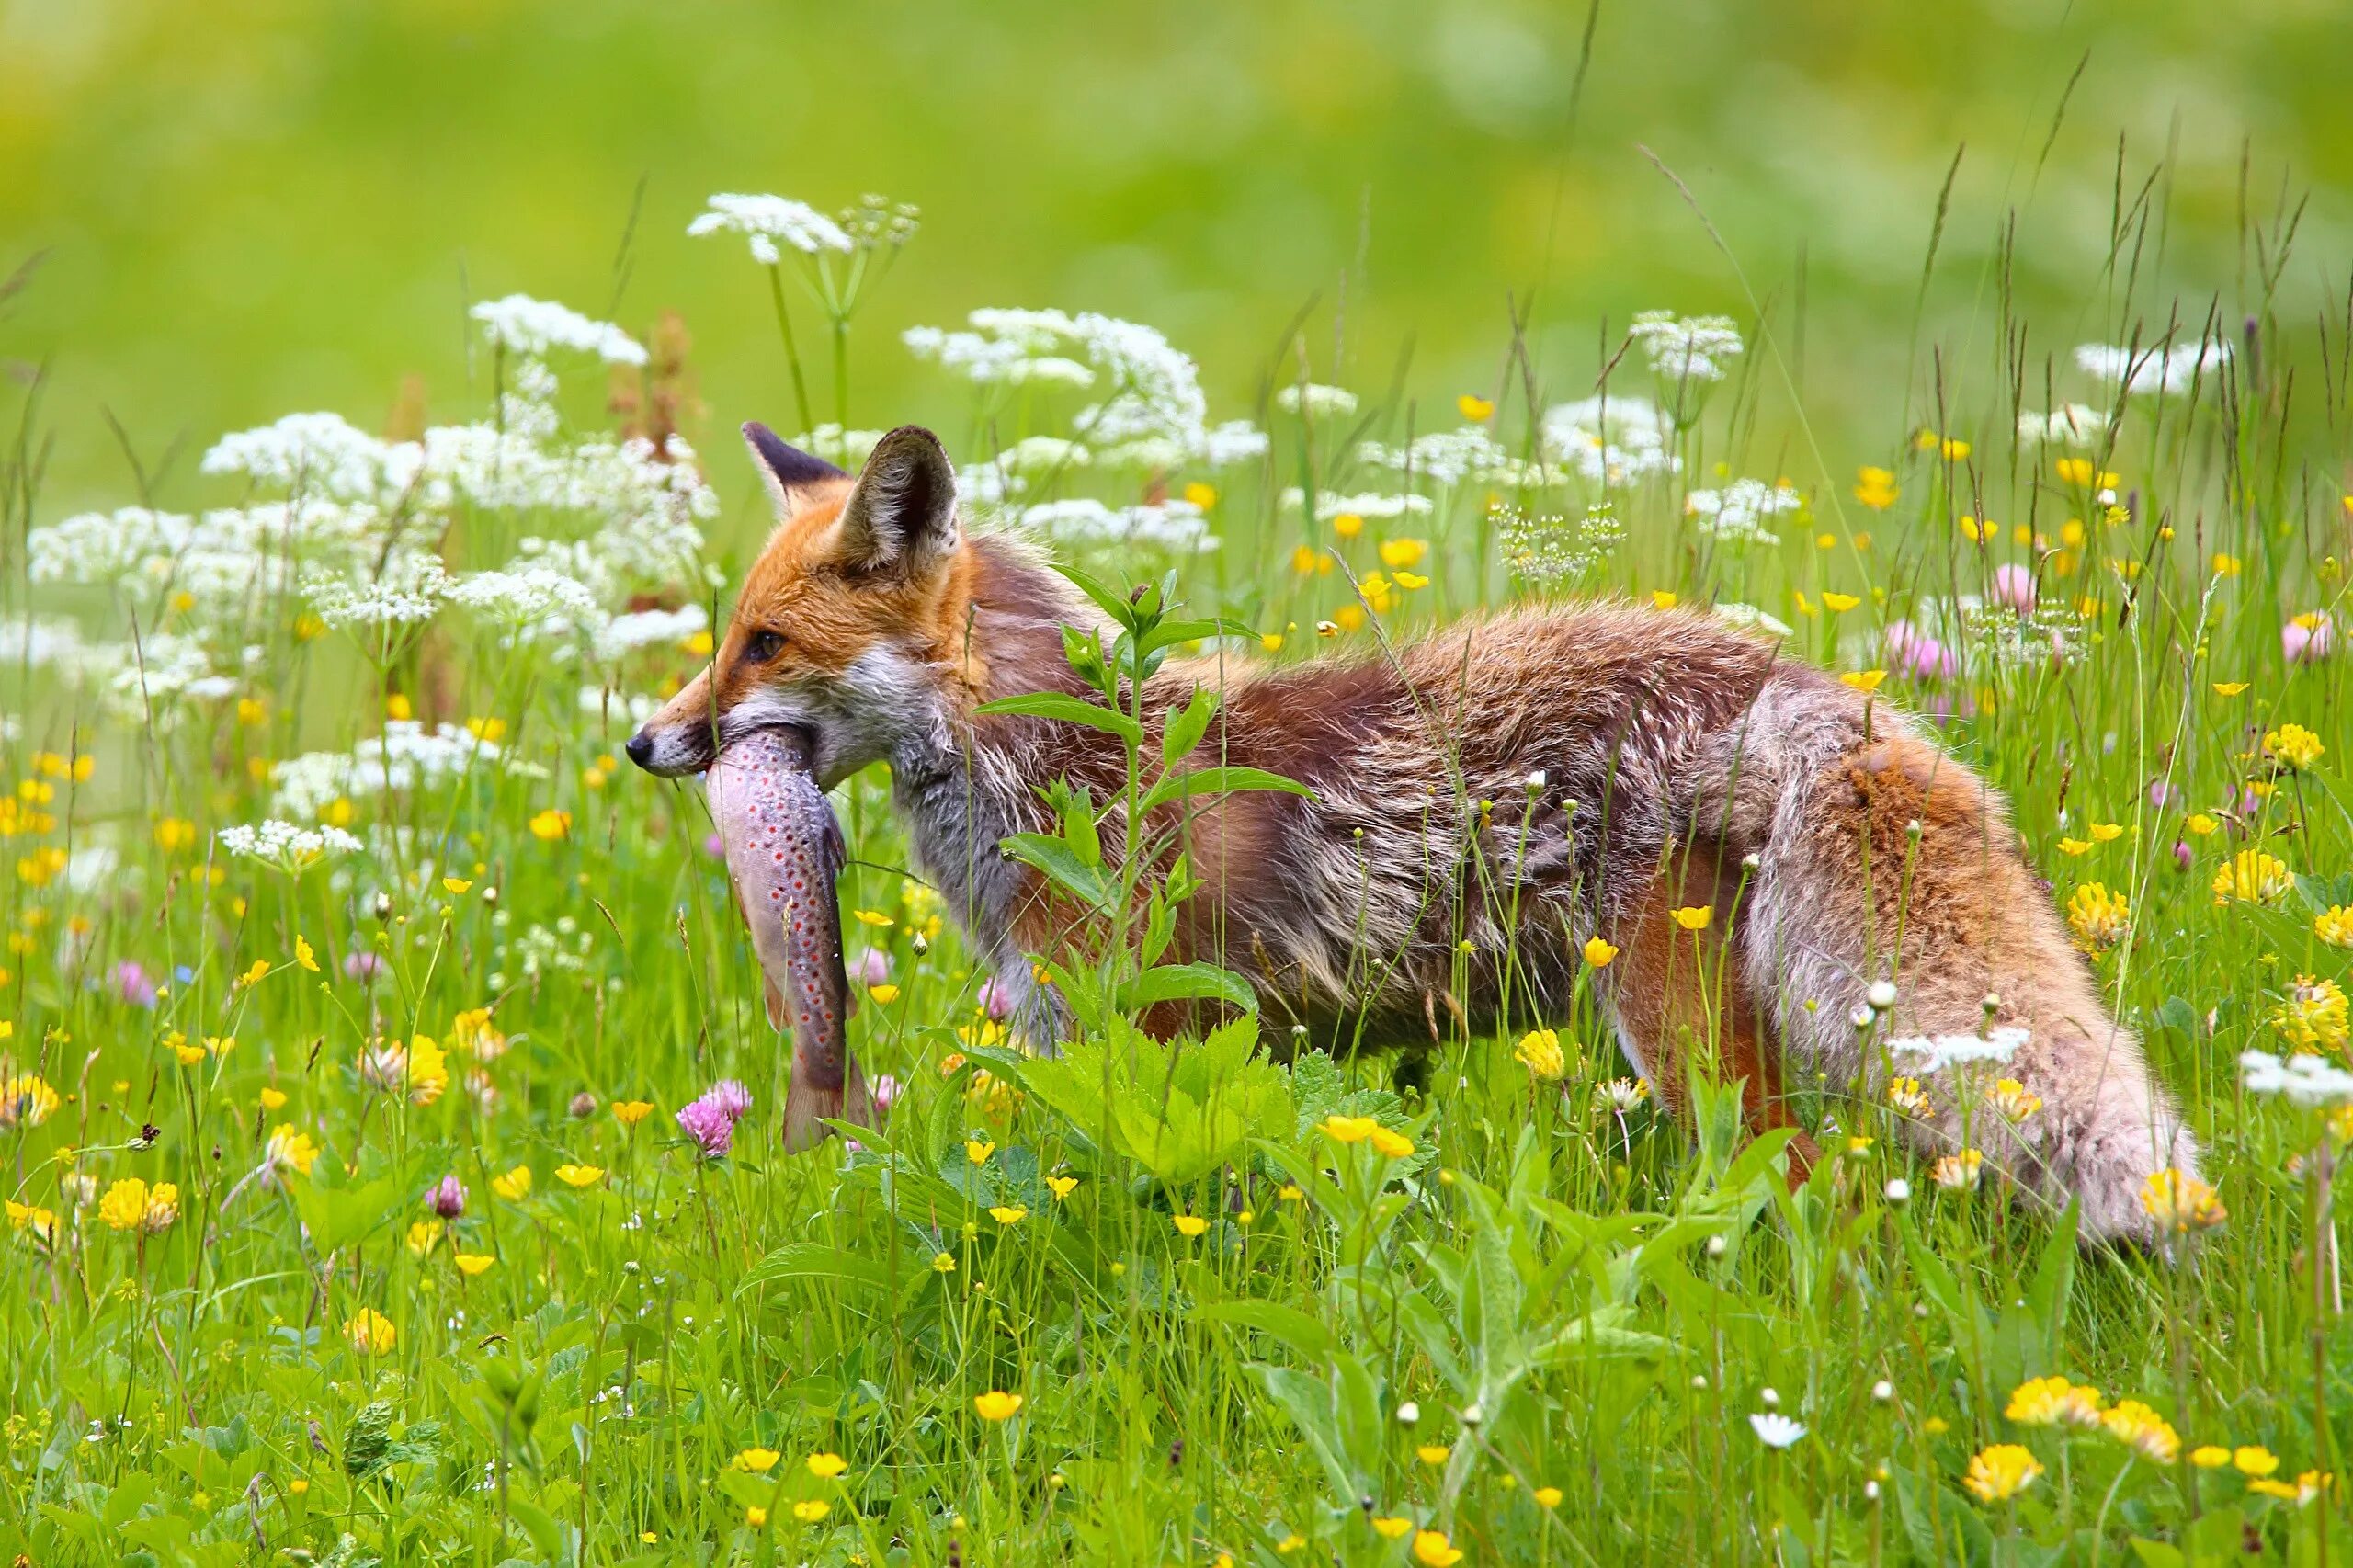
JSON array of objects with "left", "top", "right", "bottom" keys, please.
[{"left": 6, "top": 100, "right": 2353, "bottom": 1568}]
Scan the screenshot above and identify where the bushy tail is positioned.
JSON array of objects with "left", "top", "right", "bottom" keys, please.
[
  {"left": 782, "top": 1051, "right": 879, "bottom": 1154},
  {"left": 1682, "top": 665, "right": 2199, "bottom": 1247}
]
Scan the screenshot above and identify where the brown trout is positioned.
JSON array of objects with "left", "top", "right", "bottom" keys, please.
[{"left": 708, "top": 726, "right": 875, "bottom": 1152}]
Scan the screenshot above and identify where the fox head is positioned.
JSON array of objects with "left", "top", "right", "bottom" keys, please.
[{"left": 625, "top": 422, "right": 979, "bottom": 787}]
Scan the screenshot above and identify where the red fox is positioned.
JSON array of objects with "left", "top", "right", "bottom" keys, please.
[{"left": 627, "top": 422, "right": 2201, "bottom": 1244}]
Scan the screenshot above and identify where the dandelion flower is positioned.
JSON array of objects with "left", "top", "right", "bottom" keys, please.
[
  {"left": 1963, "top": 1444, "right": 2043, "bottom": 1502},
  {"left": 972, "top": 1391, "right": 1024, "bottom": 1422}
]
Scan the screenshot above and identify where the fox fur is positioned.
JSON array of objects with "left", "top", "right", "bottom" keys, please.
[{"left": 629, "top": 422, "right": 2202, "bottom": 1244}]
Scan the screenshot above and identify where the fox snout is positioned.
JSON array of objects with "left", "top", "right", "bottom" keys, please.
[{"left": 625, "top": 717, "right": 716, "bottom": 778}]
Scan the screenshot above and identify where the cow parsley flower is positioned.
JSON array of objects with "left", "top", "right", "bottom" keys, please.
[
  {"left": 1540, "top": 395, "right": 1679, "bottom": 486},
  {"left": 304, "top": 558, "right": 452, "bottom": 631},
  {"left": 471, "top": 294, "right": 646, "bottom": 366},
  {"left": 1630, "top": 311, "right": 1745, "bottom": 382},
  {"left": 1889, "top": 1027, "right": 2029, "bottom": 1074},
  {"left": 1274, "top": 383, "right": 1358, "bottom": 418},
  {"left": 202, "top": 412, "right": 424, "bottom": 501},
  {"left": 2073, "top": 340, "right": 2232, "bottom": 396},
  {"left": 2241, "top": 1049, "right": 2353, "bottom": 1108},
  {"left": 2017, "top": 404, "right": 2110, "bottom": 446},
  {"left": 1684, "top": 479, "right": 1802, "bottom": 549},
  {"left": 218, "top": 819, "right": 365, "bottom": 872},
  {"left": 688, "top": 193, "right": 855, "bottom": 262}
]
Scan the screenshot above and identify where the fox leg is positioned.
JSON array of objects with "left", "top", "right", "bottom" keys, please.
[
  {"left": 1687, "top": 668, "right": 2200, "bottom": 1244},
  {"left": 1604, "top": 840, "right": 1821, "bottom": 1187}
]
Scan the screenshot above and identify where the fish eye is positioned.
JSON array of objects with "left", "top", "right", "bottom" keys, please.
[{"left": 742, "top": 629, "right": 786, "bottom": 664}]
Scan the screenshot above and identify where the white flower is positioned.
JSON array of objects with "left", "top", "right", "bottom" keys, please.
[
  {"left": 304, "top": 557, "right": 453, "bottom": 631},
  {"left": 904, "top": 309, "right": 1219, "bottom": 455},
  {"left": 1865, "top": 981, "right": 1900, "bottom": 1011},
  {"left": 2073, "top": 340, "right": 2232, "bottom": 396},
  {"left": 992, "top": 436, "right": 1093, "bottom": 474},
  {"left": 688, "top": 193, "right": 855, "bottom": 262},
  {"left": 1889, "top": 1028, "right": 2029, "bottom": 1074},
  {"left": 1357, "top": 426, "right": 1535, "bottom": 488},
  {"left": 445, "top": 565, "right": 606, "bottom": 637},
  {"left": 1274, "top": 383, "right": 1358, "bottom": 417},
  {"left": 217, "top": 819, "right": 364, "bottom": 872},
  {"left": 1884, "top": 1177, "right": 1912, "bottom": 1206},
  {"left": 593, "top": 605, "right": 707, "bottom": 663},
  {"left": 270, "top": 722, "right": 505, "bottom": 819},
  {"left": 1539, "top": 395, "right": 1678, "bottom": 486},
  {"left": 1749, "top": 1413, "right": 1806, "bottom": 1449},
  {"left": 1277, "top": 489, "right": 1435, "bottom": 521},
  {"left": 2016, "top": 404, "right": 2110, "bottom": 446},
  {"left": 1630, "top": 311, "right": 1744, "bottom": 382},
  {"left": 1714, "top": 603, "right": 1793, "bottom": 639},
  {"left": 2241, "top": 1050, "right": 2353, "bottom": 1108},
  {"left": 1683, "top": 478, "right": 1802, "bottom": 549},
  {"left": 1016, "top": 498, "right": 1215, "bottom": 553},
  {"left": 470, "top": 294, "right": 646, "bottom": 365},
  {"left": 202, "top": 412, "right": 424, "bottom": 501}
]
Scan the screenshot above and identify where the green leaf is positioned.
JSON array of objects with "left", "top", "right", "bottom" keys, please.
[
  {"left": 973, "top": 690, "right": 1142, "bottom": 745},
  {"left": 1160, "top": 687, "right": 1219, "bottom": 767},
  {"left": 1194, "top": 1301, "right": 1333, "bottom": 1363},
  {"left": 1139, "top": 765, "right": 1314, "bottom": 817},
  {"left": 999, "top": 832, "right": 1114, "bottom": 913},
  {"left": 1056, "top": 562, "right": 1141, "bottom": 632},
  {"left": 1120, "top": 961, "right": 1256, "bottom": 1013},
  {"left": 737, "top": 1243, "right": 895, "bottom": 1298}
]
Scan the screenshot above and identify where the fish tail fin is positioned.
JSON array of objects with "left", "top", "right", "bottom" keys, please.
[{"left": 780, "top": 1051, "right": 881, "bottom": 1155}]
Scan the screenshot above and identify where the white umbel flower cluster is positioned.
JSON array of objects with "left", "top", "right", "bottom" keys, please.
[
  {"left": 217, "top": 819, "right": 365, "bottom": 871},
  {"left": 2241, "top": 1049, "right": 2353, "bottom": 1108},
  {"left": 1274, "top": 383, "right": 1358, "bottom": 418},
  {"left": 1539, "top": 395, "right": 1678, "bottom": 486},
  {"left": 270, "top": 722, "right": 506, "bottom": 820},
  {"left": 1684, "top": 478, "right": 1802, "bottom": 549},
  {"left": 2016, "top": 404, "right": 2110, "bottom": 446},
  {"left": 1278, "top": 490, "right": 1435, "bottom": 521},
  {"left": 1015, "top": 498, "right": 1215, "bottom": 554},
  {"left": 1357, "top": 426, "right": 1537, "bottom": 488},
  {"left": 688, "top": 193, "right": 855, "bottom": 263},
  {"left": 1630, "top": 311, "right": 1745, "bottom": 383},
  {"left": 2073, "top": 340, "right": 2232, "bottom": 396},
  {"left": 1889, "top": 1026, "right": 2030, "bottom": 1074},
  {"left": 471, "top": 295, "right": 646, "bottom": 365},
  {"left": 303, "top": 558, "right": 453, "bottom": 631}
]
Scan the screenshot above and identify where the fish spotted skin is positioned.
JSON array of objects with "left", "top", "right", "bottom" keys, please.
[{"left": 708, "top": 726, "right": 873, "bottom": 1152}]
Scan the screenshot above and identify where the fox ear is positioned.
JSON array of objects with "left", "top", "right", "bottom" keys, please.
[
  {"left": 833, "top": 426, "right": 959, "bottom": 575},
  {"left": 743, "top": 421, "right": 847, "bottom": 513}
]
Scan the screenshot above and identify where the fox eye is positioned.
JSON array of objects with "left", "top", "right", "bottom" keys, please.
[{"left": 742, "top": 629, "right": 786, "bottom": 664}]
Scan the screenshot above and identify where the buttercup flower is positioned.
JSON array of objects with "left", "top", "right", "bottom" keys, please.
[
  {"left": 972, "top": 1391, "right": 1024, "bottom": 1422},
  {"left": 1514, "top": 1028, "right": 1566, "bottom": 1080}
]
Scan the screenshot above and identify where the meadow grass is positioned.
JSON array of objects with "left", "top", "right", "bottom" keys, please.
[{"left": 1, "top": 176, "right": 2349, "bottom": 1568}]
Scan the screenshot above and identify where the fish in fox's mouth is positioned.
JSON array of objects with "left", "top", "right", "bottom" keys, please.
[{"left": 704, "top": 723, "right": 877, "bottom": 1151}]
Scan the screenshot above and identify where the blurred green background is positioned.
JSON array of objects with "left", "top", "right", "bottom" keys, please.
[{"left": 4, "top": 0, "right": 2347, "bottom": 517}]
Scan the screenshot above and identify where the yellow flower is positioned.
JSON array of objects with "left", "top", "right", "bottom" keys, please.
[
  {"left": 294, "top": 936, "right": 319, "bottom": 972},
  {"left": 555, "top": 1165, "right": 604, "bottom": 1188},
  {"left": 734, "top": 1448, "right": 781, "bottom": 1473},
  {"left": 2316, "top": 907, "right": 2353, "bottom": 949},
  {"left": 868, "top": 983, "right": 901, "bottom": 1004},
  {"left": 1886, "top": 1077, "right": 1933, "bottom": 1118},
  {"left": 2265, "top": 722, "right": 2325, "bottom": 772},
  {"left": 853, "top": 909, "right": 895, "bottom": 928},
  {"left": 2212, "top": 849, "right": 2292, "bottom": 905},
  {"left": 972, "top": 1391, "right": 1024, "bottom": 1422},
  {"left": 6, "top": 1200, "right": 57, "bottom": 1241},
  {"left": 2066, "top": 883, "right": 2130, "bottom": 953},
  {"left": 1045, "top": 1176, "right": 1078, "bottom": 1200},
  {"left": 931, "top": 1251, "right": 957, "bottom": 1274},
  {"left": 2187, "top": 812, "right": 2220, "bottom": 836},
  {"left": 1940, "top": 437, "right": 1972, "bottom": 460},
  {"left": 1413, "top": 1530, "right": 1464, "bottom": 1567},
  {"left": 1415, "top": 1444, "right": 1450, "bottom": 1466},
  {"left": 2235, "top": 1446, "right": 2281, "bottom": 1478},
  {"left": 989, "top": 1205, "right": 1028, "bottom": 1227},
  {"left": 1962, "top": 1444, "right": 2043, "bottom": 1502},
  {"left": 612, "top": 1100, "right": 654, "bottom": 1126},
  {"left": 2211, "top": 681, "right": 2248, "bottom": 697},
  {"left": 343, "top": 1309, "right": 396, "bottom": 1357},
  {"left": 1514, "top": 1028, "right": 1565, "bottom": 1080},
  {"left": 528, "top": 809, "right": 572, "bottom": 842},
  {"left": 806, "top": 1451, "right": 849, "bottom": 1479},
  {"left": 1371, "top": 1517, "right": 1414, "bottom": 1540},
  {"left": 2102, "top": 1401, "right": 2181, "bottom": 1463},
  {"left": 1989, "top": 1079, "right": 2042, "bottom": 1121},
  {"left": 1583, "top": 935, "right": 1619, "bottom": 968},
  {"left": 2212, "top": 553, "right": 2244, "bottom": 577},
  {"left": 2273, "top": 976, "right": 2349, "bottom": 1052},
  {"left": 1650, "top": 590, "right": 1677, "bottom": 610},
  {"left": 1932, "top": 1149, "right": 1985, "bottom": 1190},
  {"left": 1368, "top": 1127, "right": 1415, "bottom": 1159},
  {"left": 404, "top": 1220, "right": 443, "bottom": 1256},
  {"left": 454, "top": 1253, "right": 495, "bottom": 1277},
  {"left": 744, "top": 1505, "right": 767, "bottom": 1528},
  {"left": 1671, "top": 905, "right": 1711, "bottom": 932},
  {"left": 168, "top": 1033, "right": 207, "bottom": 1067},
  {"left": 153, "top": 817, "right": 198, "bottom": 853},
  {"left": 442, "top": 877, "right": 472, "bottom": 894},
  {"left": 1534, "top": 1485, "right": 1563, "bottom": 1508},
  {"left": 791, "top": 1500, "right": 831, "bottom": 1523},
  {"left": 2088, "top": 822, "right": 2123, "bottom": 842},
  {"left": 1841, "top": 670, "right": 1886, "bottom": 693},
  {"left": 1331, "top": 511, "right": 1368, "bottom": 541},
  {"left": 1822, "top": 591, "right": 1861, "bottom": 612},
  {"left": 1183, "top": 482, "right": 1218, "bottom": 509},
  {"left": 1319, "top": 1115, "right": 1377, "bottom": 1144},
  {"left": 1853, "top": 467, "right": 1898, "bottom": 510},
  {"left": 965, "top": 1138, "right": 995, "bottom": 1165},
  {"left": 2006, "top": 1376, "right": 2103, "bottom": 1428},
  {"left": 1380, "top": 537, "right": 1428, "bottom": 571},
  {"left": 2190, "top": 1446, "right": 2232, "bottom": 1469},
  {"left": 97, "top": 1177, "right": 151, "bottom": 1233},
  {"left": 491, "top": 1165, "right": 533, "bottom": 1201},
  {"left": 1173, "top": 1214, "right": 1209, "bottom": 1237},
  {"left": 266, "top": 1124, "right": 320, "bottom": 1176},
  {"left": 2056, "top": 838, "right": 2093, "bottom": 858},
  {"left": 465, "top": 716, "right": 506, "bottom": 743},
  {"left": 1457, "top": 393, "right": 1495, "bottom": 422},
  {"left": 238, "top": 959, "right": 271, "bottom": 988}
]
